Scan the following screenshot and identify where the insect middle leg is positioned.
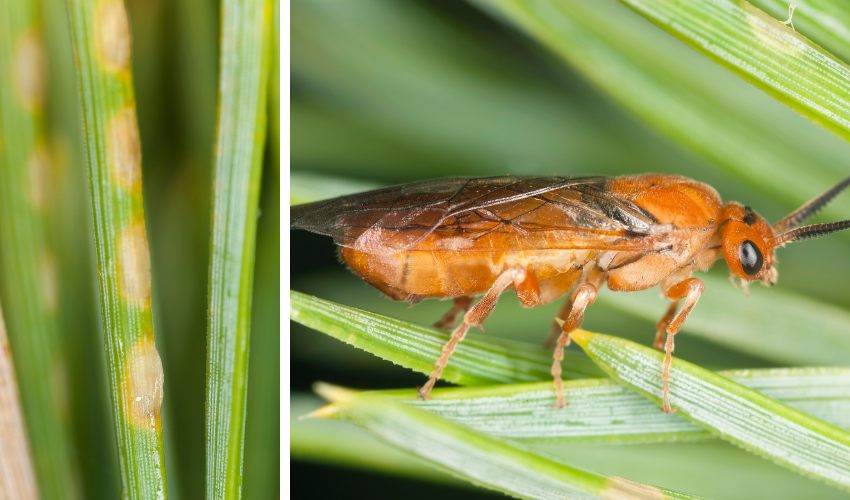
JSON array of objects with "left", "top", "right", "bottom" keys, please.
[
  {"left": 541, "top": 269, "right": 583, "bottom": 349},
  {"left": 550, "top": 271, "right": 602, "bottom": 408},
  {"left": 433, "top": 296, "right": 473, "bottom": 329},
  {"left": 418, "top": 268, "right": 536, "bottom": 400},
  {"left": 654, "top": 301, "right": 678, "bottom": 350},
  {"left": 544, "top": 298, "right": 576, "bottom": 349},
  {"left": 658, "top": 277, "right": 704, "bottom": 413}
]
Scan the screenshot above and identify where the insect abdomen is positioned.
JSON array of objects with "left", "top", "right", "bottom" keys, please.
[
  {"left": 340, "top": 247, "right": 493, "bottom": 299},
  {"left": 340, "top": 245, "right": 595, "bottom": 301}
]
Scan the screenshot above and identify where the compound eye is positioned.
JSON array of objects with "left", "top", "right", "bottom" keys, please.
[{"left": 739, "top": 240, "right": 763, "bottom": 276}]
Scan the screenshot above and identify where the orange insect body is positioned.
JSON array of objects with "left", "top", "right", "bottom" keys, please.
[
  {"left": 341, "top": 175, "right": 729, "bottom": 300},
  {"left": 293, "top": 174, "right": 850, "bottom": 412}
]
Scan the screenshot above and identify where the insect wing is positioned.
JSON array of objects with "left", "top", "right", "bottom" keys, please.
[{"left": 291, "top": 176, "right": 662, "bottom": 253}]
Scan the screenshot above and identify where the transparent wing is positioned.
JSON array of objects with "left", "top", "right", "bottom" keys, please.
[{"left": 291, "top": 176, "right": 664, "bottom": 253}]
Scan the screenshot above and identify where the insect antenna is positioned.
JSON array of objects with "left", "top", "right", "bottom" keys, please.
[
  {"left": 773, "top": 177, "right": 850, "bottom": 232},
  {"left": 772, "top": 219, "right": 850, "bottom": 247}
]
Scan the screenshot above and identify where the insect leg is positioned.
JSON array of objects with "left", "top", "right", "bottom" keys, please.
[
  {"left": 537, "top": 269, "right": 583, "bottom": 348},
  {"left": 551, "top": 283, "right": 597, "bottom": 408},
  {"left": 659, "top": 277, "right": 704, "bottom": 413},
  {"left": 433, "top": 296, "right": 473, "bottom": 329},
  {"left": 418, "top": 268, "right": 528, "bottom": 400},
  {"left": 544, "top": 299, "right": 576, "bottom": 349},
  {"left": 654, "top": 301, "right": 678, "bottom": 350}
]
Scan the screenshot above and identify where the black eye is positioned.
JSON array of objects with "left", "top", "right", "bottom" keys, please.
[{"left": 739, "top": 240, "right": 763, "bottom": 276}]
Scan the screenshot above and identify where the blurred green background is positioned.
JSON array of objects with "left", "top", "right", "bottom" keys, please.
[
  {"left": 291, "top": 0, "right": 850, "bottom": 499},
  {"left": 130, "top": 0, "right": 280, "bottom": 497},
  {"left": 0, "top": 0, "right": 279, "bottom": 498}
]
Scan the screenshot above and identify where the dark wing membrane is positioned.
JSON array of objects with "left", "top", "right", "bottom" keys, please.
[{"left": 291, "top": 176, "right": 661, "bottom": 252}]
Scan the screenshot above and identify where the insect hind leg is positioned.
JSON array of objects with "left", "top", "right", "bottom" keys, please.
[{"left": 418, "top": 268, "right": 534, "bottom": 400}]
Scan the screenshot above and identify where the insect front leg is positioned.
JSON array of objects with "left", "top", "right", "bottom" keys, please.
[
  {"left": 418, "top": 268, "right": 536, "bottom": 400},
  {"left": 659, "top": 277, "right": 704, "bottom": 413},
  {"left": 433, "top": 296, "right": 473, "bottom": 329},
  {"left": 550, "top": 282, "right": 598, "bottom": 408}
]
